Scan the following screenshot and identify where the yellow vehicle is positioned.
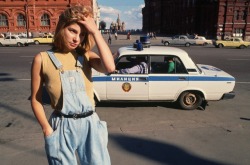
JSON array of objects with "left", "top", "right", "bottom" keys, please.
[
  {"left": 213, "top": 37, "right": 250, "bottom": 49},
  {"left": 33, "top": 35, "right": 53, "bottom": 45}
]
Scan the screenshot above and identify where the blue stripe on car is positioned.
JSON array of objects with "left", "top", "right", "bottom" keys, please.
[{"left": 92, "top": 76, "right": 235, "bottom": 82}]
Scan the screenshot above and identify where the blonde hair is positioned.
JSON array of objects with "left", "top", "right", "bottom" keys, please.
[{"left": 52, "top": 5, "right": 95, "bottom": 54}]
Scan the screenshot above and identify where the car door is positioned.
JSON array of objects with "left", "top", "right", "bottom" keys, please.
[
  {"left": 106, "top": 55, "right": 149, "bottom": 100},
  {"left": 171, "top": 35, "right": 178, "bottom": 45},
  {"left": 179, "top": 36, "right": 186, "bottom": 45},
  {"left": 149, "top": 55, "right": 189, "bottom": 100},
  {"left": 47, "top": 35, "right": 53, "bottom": 43},
  {"left": 233, "top": 38, "right": 241, "bottom": 47},
  {"left": 42, "top": 36, "right": 48, "bottom": 43},
  {"left": 4, "top": 36, "right": 11, "bottom": 45},
  {"left": 227, "top": 38, "right": 234, "bottom": 47}
]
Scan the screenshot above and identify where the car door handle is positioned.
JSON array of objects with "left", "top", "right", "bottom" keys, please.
[{"left": 178, "top": 77, "right": 186, "bottom": 81}]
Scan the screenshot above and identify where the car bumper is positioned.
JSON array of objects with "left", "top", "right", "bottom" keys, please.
[{"left": 221, "top": 91, "right": 235, "bottom": 100}]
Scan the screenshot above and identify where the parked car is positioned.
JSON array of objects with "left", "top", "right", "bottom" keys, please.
[
  {"left": 194, "top": 36, "right": 213, "bottom": 46},
  {"left": 213, "top": 37, "right": 250, "bottom": 49},
  {"left": 161, "top": 35, "right": 196, "bottom": 47},
  {"left": 92, "top": 46, "right": 235, "bottom": 110},
  {"left": 0, "top": 35, "right": 34, "bottom": 46},
  {"left": 33, "top": 35, "right": 54, "bottom": 45}
]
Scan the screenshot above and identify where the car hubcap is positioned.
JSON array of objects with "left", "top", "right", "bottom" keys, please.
[{"left": 184, "top": 93, "right": 196, "bottom": 106}]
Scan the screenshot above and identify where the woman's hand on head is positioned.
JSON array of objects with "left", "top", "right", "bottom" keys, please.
[{"left": 78, "top": 16, "right": 98, "bottom": 36}]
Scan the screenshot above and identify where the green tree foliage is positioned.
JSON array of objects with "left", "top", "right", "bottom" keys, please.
[{"left": 99, "top": 21, "right": 106, "bottom": 30}]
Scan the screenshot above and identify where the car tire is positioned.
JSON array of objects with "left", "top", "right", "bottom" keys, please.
[
  {"left": 178, "top": 91, "right": 203, "bottom": 110},
  {"left": 17, "top": 42, "right": 22, "bottom": 47},
  {"left": 239, "top": 45, "right": 246, "bottom": 49},
  {"left": 0, "top": 43, "right": 3, "bottom": 47},
  {"left": 34, "top": 40, "right": 40, "bottom": 45},
  {"left": 218, "top": 44, "right": 223, "bottom": 48},
  {"left": 203, "top": 42, "right": 208, "bottom": 46},
  {"left": 164, "top": 42, "right": 170, "bottom": 46},
  {"left": 185, "top": 43, "right": 190, "bottom": 47}
]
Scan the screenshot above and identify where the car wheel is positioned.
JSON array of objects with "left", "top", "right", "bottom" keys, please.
[
  {"left": 185, "top": 43, "right": 190, "bottom": 47},
  {"left": 239, "top": 45, "right": 246, "bottom": 49},
  {"left": 203, "top": 42, "right": 208, "bottom": 46},
  {"left": 178, "top": 91, "right": 203, "bottom": 110},
  {"left": 218, "top": 44, "right": 223, "bottom": 48},
  {"left": 34, "top": 40, "right": 40, "bottom": 45},
  {"left": 0, "top": 43, "right": 3, "bottom": 47},
  {"left": 164, "top": 42, "right": 170, "bottom": 46},
  {"left": 17, "top": 42, "right": 22, "bottom": 47}
]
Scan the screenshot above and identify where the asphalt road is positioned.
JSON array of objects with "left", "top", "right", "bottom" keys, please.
[{"left": 0, "top": 35, "right": 250, "bottom": 165}]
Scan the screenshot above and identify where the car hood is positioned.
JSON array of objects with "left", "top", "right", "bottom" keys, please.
[{"left": 197, "top": 64, "right": 235, "bottom": 79}]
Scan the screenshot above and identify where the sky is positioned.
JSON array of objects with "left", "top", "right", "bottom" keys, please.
[{"left": 97, "top": 0, "right": 145, "bottom": 30}]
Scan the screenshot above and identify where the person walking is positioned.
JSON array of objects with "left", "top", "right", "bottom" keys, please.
[
  {"left": 127, "top": 31, "right": 131, "bottom": 40},
  {"left": 114, "top": 31, "right": 118, "bottom": 40},
  {"left": 30, "top": 5, "right": 115, "bottom": 165},
  {"left": 108, "top": 32, "right": 112, "bottom": 44}
]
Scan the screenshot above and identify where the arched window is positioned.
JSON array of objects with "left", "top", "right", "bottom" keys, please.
[
  {"left": 17, "top": 14, "right": 26, "bottom": 26},
  {"left": 41, "top": 14, "right": 50, "bottom": 26},
  {"left": 0, "top": 14, "right": 8, "bottom": 26}
]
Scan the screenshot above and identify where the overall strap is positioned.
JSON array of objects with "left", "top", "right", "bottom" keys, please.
[
  {"left": 46, "top": 50, "right": 63, "bottom": 70},
  {"left": 76, "top": 55, "right": 84, "bottom": 68}
]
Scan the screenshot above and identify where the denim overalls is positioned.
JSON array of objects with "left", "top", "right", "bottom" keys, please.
[{"left": 44, "top": 51, "right": 110, "bottom": 165}]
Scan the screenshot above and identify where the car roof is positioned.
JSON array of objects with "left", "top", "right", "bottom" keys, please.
[
  {"left": 117, "top": 46, "right": 198, "bottom": 70},
  {"left": 118, "top": 46, "right": 189, "bottom": 57},
  {"left": 6, "top": 35, "right": 19, "bottom": 37}
]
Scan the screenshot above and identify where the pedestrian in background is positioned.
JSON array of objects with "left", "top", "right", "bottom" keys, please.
[
  {"left": 108, "top": 32, "right": 112, "bottom": 44},
  {"left": 127, "top": 31, "right": 131, "bottom": 40},
  {"left": 115, "top": 31, "right": 118, "bottom": 40},
  {"left": 30, "top": 5, "right": 115, "bottom": 165},
  {"left": 153, "top": 32, "right": 157, "bottom": 39}
]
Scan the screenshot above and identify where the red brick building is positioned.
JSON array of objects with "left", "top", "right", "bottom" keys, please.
[
  {"left": 0, "top": 0, "right": 92, "bottom": 37},
  {"left": 142, "top": 0, "right": 250, "bottom": 40}
]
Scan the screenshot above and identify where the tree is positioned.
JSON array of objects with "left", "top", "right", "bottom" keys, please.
[{"left": 99, "top": 21, "right": 106, "bottom": 30}]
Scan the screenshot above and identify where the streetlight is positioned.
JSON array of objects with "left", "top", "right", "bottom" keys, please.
[{"left": 24, "top": 3, "right": 29, "bottom": 38}]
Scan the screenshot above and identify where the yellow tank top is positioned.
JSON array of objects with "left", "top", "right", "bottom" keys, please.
[{"left": 40, "top": 51, "right": 94, "bottom": 110}]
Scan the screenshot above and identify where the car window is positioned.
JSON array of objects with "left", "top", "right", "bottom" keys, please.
[
  {"left": 150, "top": 55, "right": 187, "bottom": 74},
  {"left": 115, "top": 55, "right": 148, "bottom": 74},
  {"left": 173, "top": 35, "right": 178, "bottom": 39}
]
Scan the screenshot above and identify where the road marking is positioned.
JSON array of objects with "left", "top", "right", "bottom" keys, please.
[
  {"left": 228, "top": 59, "right": 250, "bottom": 61},
  {"left": 236, "top": 82, "right": 250, "bottom": 84},
  {"left": 20, "top": 56, "right": 34, "bottom": 58},
  {"left": 17, "top": 79, "right": 31, "bottom": 81},
  {"left": 0, "top": 52, "right": 18, "bottom": 54}
]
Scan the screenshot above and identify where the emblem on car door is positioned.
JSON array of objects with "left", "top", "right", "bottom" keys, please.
[{"left": 122, "top": 82, "right": 131, "bottom": 92}]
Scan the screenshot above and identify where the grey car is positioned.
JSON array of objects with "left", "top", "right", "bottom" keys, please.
[{"left": 161, "top": 35, "right": 196, "bottom": 47}]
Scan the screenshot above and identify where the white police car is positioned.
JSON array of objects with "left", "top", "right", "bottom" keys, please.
[{"left": 92, "top": 46, "right": 235, "bottom": 110}]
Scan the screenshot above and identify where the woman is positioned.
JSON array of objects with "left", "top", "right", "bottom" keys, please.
[{"left": 31, "top": 5, "right": 115, "bottom": 165}]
